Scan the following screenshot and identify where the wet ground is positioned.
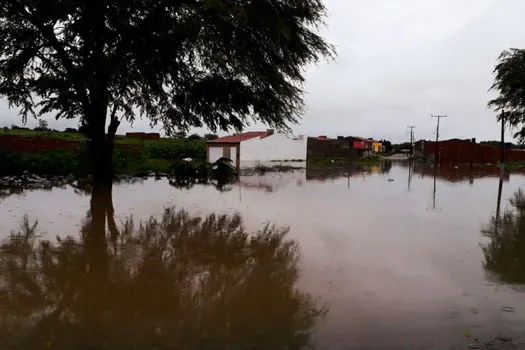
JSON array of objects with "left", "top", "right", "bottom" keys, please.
[{"left": 1, "top": 162, "right": 525, "bottom": 349}]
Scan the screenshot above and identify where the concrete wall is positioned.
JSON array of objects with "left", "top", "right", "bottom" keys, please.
[
  {"left": 240, "top": 133, "right": 307, "bottom": 162},
  {"left": 307, "top": 138, "right": 360, "bottom": 159},
  {"left": 207, "top": 143, "right": 240, "bottom": 168}
]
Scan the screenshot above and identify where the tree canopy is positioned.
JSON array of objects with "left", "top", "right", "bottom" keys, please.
[
  {"left": 489, "top": 48, "right": 525, "bottom": 140},
  {"left": 0, "top": 0, "right": 334, "bottom": 139}
]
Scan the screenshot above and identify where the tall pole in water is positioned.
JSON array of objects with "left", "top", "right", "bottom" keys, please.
[
  {"left": 431, "top": 114, "right": 447, "bottom": 167},
  {"left": 500, "top": 112, "right": 505, "bottom": 172}
]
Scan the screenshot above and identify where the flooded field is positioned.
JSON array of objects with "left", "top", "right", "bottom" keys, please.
[{"left": 2, "top": 162, "right": 525, "bottom": 349}]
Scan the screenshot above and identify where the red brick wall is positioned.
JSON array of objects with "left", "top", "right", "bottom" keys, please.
[
  {"left": 0, "top": 135, "right": 143, "bottom": 153},
  {"left": 126, "top": 132, "right": 160, "bottom": 140},
  {"left": 423, "top": 139, "right": 525, "bottom": 163},
  {"left": 0, "top": 135, "right": 82, "bottom": 153}
]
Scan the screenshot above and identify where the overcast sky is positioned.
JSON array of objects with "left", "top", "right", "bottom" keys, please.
[{"left": 1, "top": 0, "right": 524, "bottom": 142}]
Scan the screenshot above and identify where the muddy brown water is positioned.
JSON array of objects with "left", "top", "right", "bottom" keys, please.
[{"left": 1, "top": 163, "right": 525, "bottom": 349}]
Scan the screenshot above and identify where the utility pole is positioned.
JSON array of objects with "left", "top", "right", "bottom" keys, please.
[
  {"left": 500, "top": 112, "right": 505, "bottom": 171},
  {"left": 431, "top": 114, "right": 447, "bottom": 166},
  {"left": 408, "top": 125, "right": 415, "bottom": 159}
]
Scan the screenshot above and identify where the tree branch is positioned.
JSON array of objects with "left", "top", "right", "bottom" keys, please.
[
  {"left": 107, "top": 103, "right": 120, "bottom": 139},
  {"left": 7, "top": 0, "right": 89, "bottom": 109},
  {"left": 34, "top": 51, "right": 67, "bottom": 77}
]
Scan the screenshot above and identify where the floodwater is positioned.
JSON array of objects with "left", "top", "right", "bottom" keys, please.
[{"left": 1, "top": 162, "right": 525, "bottom": 349}]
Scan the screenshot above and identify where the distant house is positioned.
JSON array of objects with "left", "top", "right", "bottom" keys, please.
[
  {"left": 372, "top": 140, "right": 383, "bottom": 153},
  {"left": 307, "top": 136, "right": 359, "bottom": 159},
  {"left": 206, "top": 130, "right": 307, "bottom": 169},
  {"left": 306, "top": 135, "right": 382, "bottom": 158},
  {"left": 347, "top": 136, "right": 382, "bottom": 153}
]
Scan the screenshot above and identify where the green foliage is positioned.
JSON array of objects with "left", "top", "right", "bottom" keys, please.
[
  {"left": 0, "top": 127, "right": 87, "bottom": 141},
  {"left": 489, "top": 48, "right": 525, "bottom": 140},
  {"left": 38, "top": 119, "right": 48, "bottom": 130},
  {"left": 382, "top": 140, "right": 393, "bottom": 153},
  {"left": 0, "top": 150, "right": 86, "bottom": 176},
  {"left": 187, "top": 133, "right": 202, "bottom": 140},
  {"left": 146, "top": 138, "right": 206, "bottom": 161},
  {"left": 204, "top": 133, "right": 219, "bottom": 140},
  {"left": 479, "top": 140, "right": 524, "bottom": 149}
]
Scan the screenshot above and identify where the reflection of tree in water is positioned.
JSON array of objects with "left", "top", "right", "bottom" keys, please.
[
  {"left": 379, "top": 160, "right": 392, "bottom": 174},
  {"left": 0, "top": 193, "right": 325, "bottom": 349},
  {"left": 482, "top": 188, "right": 525, "bottom": 284}
]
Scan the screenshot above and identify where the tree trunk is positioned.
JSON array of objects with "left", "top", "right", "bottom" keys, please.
[
  {"left": 91, "top": 137, "right": 114, "bottom": 187},
  {"left": 88, "top": 105, "right": 119, "bottom": 187}
]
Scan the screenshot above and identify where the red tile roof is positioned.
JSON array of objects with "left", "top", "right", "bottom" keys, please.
[{"left": 206, "top": 131, "right": 268, "bottom": 143}]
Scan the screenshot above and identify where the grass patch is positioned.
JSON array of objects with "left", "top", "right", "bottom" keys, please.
[
  {"left": 0, "top": 127, "right": 87, "bottom": 141},
  {"left": 505, "top": 162, "right": 525, "bottom": 170}
]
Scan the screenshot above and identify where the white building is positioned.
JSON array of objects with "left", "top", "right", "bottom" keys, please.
[{"left": 206, "top": 130, "right": 307, "bottom": 169}]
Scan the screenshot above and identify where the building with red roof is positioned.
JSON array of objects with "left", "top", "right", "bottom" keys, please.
[{"left": 206, "top": 129, "right": 306, "bottom": 169}]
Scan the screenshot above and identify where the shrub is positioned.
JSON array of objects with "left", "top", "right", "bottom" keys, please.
[{"left": 147, "top": 139, "right": 205, "bottom": 161}]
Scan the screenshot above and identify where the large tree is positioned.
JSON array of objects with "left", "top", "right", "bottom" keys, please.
[{"left": 0, "top": 0, "right": 333, "bottom": 185}]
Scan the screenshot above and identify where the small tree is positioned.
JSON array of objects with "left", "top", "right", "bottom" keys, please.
[
  {"left": 381, "top": 140, "right": 392, "bottom": 153},
  {"left": 187, "top": 133, "right": 202, "bottom": 141},
  {"left": 37, "top": 118, "right": 48, "bottom": 130},
  {"left": 204, "top": 133, "right": 219, "bottom": 141},
  {"left": 0, "top": 1, "right": 334, "bottom": 185},
  {"left": 489, "top": 49, "right": 525, "bottom": 140},
  {"left": 174, "top": 131, "right": 188, "bottom": 139}
]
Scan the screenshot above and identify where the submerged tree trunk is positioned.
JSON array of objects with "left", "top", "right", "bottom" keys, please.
[
  {"left": 87, "top": 104, "right": 120, "bottom": 187},
  {"left": 90, "top": 137, "right": 114, "bottom": 186}
]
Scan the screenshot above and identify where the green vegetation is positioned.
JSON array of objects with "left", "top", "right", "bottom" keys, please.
[
  {"left": 0, "top": 131, "right": 207, "bottom": 176},
  {"left": 504, "top": 162, "right": 525, "bottom": 171},
  {"left": 1, "top": 127, "right": 87, "bottom": 141}
]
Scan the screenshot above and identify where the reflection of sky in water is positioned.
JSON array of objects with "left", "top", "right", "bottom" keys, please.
[{"left": 2, "top": 164, "right": 525, "bottom": 348}]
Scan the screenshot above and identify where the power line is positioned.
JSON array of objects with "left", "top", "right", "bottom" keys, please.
[{"left": 431, "top": 114, "right": 447, "bottom": 166}]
